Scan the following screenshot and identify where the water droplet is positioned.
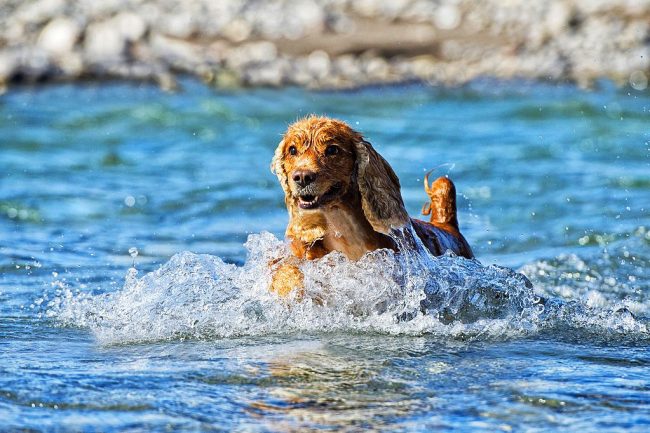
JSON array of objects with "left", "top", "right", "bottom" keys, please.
[
  {"left": 629, "top": 70, "right": 648, "bottom": 91},
  {"left": 128, "top": 247, "right": 140, "bottom": 269},
  {"left": 125, "top": 266, "right": 139, "bottom": 285}
]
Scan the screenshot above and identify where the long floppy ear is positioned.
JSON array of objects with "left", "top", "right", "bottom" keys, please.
[
  {"left": 354, "top": 137, "right": 410, "bottom": 234},
  {"left": 270, "top": 139, "right": 292, "bottom": 208}
]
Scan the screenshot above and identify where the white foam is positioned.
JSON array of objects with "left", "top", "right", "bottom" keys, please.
[{"left": 44, "top": 230, "right": 649, "bottom": 345}]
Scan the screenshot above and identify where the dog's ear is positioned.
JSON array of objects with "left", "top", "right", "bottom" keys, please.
[
  {"left": 271, "top": 139, "right": 292, "bottom": 207},
  {"left": 354, "top": 137, "right": 410, "bottom": 234}
]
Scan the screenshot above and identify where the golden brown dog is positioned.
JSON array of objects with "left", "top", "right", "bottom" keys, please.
[{"left": 270, "top": 115, "right": 473, "bottom": 296}]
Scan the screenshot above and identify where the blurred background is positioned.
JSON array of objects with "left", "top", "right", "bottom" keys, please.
[{"left": 1, "top": 0, "right": 649, "bottom": 92}]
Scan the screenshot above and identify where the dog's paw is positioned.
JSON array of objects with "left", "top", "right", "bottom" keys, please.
[{"left": 270, "top": 261, "right": 305, "bottom": 298}]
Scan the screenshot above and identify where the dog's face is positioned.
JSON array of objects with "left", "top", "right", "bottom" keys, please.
[
  {"left": 279, "top": 118, "right": 357, "bottom": 210},
  {"left": 272, "top": 115, "right": 410, "bottom": 234}
]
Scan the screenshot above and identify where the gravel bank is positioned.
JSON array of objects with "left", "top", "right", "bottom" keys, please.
[{"left": 1, "top": 0, "right": 649, "bottom": 91}]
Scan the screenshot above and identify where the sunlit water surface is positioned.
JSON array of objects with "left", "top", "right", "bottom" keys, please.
[{"left": 1, "top": 80, "right": 649, "bottom": 431}]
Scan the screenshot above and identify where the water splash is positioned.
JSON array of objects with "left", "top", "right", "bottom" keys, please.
[{"left": 44, "top": 230, "right": 649, "bottom": 345}]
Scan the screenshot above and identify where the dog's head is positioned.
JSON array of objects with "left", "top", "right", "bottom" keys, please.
[{"left": 271, "top": 115, "right": 409, "bottom": 234}]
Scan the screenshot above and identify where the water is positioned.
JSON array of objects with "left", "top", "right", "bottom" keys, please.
[{"left": 1, "top": 79, "right": 649, "bottom": 431}]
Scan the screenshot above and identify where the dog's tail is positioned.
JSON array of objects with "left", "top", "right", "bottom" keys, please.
[{"left": 421, "top": 170, "right": 459, "bottom": 230}]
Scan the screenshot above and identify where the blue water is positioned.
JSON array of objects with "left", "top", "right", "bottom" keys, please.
[{"left": 1, "top": 79, "right": 649, "bottom": 431}]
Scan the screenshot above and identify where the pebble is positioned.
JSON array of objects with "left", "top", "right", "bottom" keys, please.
[
  {"left": 113, "top": 12, "right": 147, "bottom": 42},
  {"left": 307, "top": 50, "right": 331, "bottom": 80},
  {"left": 84, "top": 20, "right": 126, "bottom": 62},
  {"left": 434, "top": 5, "right": 461, "bottom": 30},
  {"left": 37, "top": 17, "right": 81, "bottom": 56},
  {"left": 0, "top": 51, "right": 16, "bottom": 82}
]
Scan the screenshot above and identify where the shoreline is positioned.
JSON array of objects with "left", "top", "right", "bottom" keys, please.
[
  {"left": 1, "top": 74, "right": 628, "bottom": 96},
  {"left": 1, "top": 0, "right": 649, "bottom": 93}
]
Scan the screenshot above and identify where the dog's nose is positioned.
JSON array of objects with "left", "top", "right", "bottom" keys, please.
[{"left": 292, "top": 170, "right": 316, "bottom": 187}]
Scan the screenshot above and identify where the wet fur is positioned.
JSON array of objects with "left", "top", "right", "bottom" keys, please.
[{"left": 270, "top": 115, "right": 473, "bottom": 296}]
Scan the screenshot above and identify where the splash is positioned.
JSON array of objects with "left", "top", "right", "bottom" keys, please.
[{"left": 44, "top": 229, "right": 649, "bottom": 345}]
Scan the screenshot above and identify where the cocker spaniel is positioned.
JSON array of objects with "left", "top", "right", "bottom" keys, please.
[{"left": 270, "top": 115, "right": 473, "bottom": 296}]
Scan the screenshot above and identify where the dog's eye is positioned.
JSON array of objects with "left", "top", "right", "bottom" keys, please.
[
  {"left": 288, "top": 146, "right": 297, "bottom": 156},
  {"left": 325, "top": 145, "right": 339, "bottom": 156}
]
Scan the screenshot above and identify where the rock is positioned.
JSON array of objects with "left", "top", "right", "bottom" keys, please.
[
  {"left": 6, "top": 47, "right": 53, "bottom": 81},
  {"left": 283, "top": 0, "right": 325, "bottom": 39},
  {"left": 334, "top": 54, "right": 362, "bottom": 81},
  {"left": 137, "top": 3, "right": 162, "bottom": 27},
  {"left": 433, "top": 4, "right": 461, "bottom": 30},
  {"left": 112, "top": 12, "right": 147, "bottom": 42},
  {"left": 37, "top": 17, "right": 80, "bottom": 57},
  {"left": 205, "top": 40, "right": 230, "bottom": 64},
  {"left": 379, "top": 0, "right": 412, "bottom": 21},
  {"left": 14, "top": 0, "right": 65, "bottom": 25},
  {"left": 287, "top": 57, "right": 313, "bottom": 87},
  {"left": 307, "top": 50, "right": 331, "bottom": 80},
  {"left": 545, "top": 2, "right": 572, "bottom": 35},
  {"left": 160, "top": 11, "right": 195, "bottom": 39},
  {"left": 402, "top": 0, "right": 437, "bottom": 23},
  {"left": 57, "top": 52, "right": 83, "bottom": 76},
  {"left": 156, "top": 71, "right": 177, "bottom": 92},
  {"left": 352, "top": 0, "right": 381, "bottom": 18},
  {"left": 0, "top": 51, "right": 18, "bottom": 82},
  {"left": 244, "top": 58, "right": 286, "bottom": 87},
  {"left": 150, "top": 33, "right": 201, "bottom": 69},
  {"left": 4, "top": 20, "right": 26, "bottom": 42},
  {"left": 327, "top": 12, "right": 357, "bottom": 34},
  {"left": 221, "top": 19, "right": 251, "bottom": 43},
  {"left": 226, "top": 41, "right": 277, "bottom": 69},
  {"left": 408, "top": 55, "right": 438, "bottom": 79},
  {"left": 244, "top": 41, "right": 278, "bottom": 63},
  {"left": 213, "top": 68, "right": 241, "bottom": 89},
  {"left": 84, "top": 20, "right": 127, "bottom": 62},
  {"left": 363, "top": 56, "right": 390, "bottom": 81}
]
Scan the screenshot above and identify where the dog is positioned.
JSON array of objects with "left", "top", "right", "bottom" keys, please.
[{"left": 270, "top": 115, "right": 473, "bottom": 297}]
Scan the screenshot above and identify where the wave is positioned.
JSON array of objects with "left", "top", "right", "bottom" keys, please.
[{"left": 43, "top": 230, "right": 649, "bottom": 345}]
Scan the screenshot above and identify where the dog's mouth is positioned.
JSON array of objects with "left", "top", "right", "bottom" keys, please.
[{"left": 298, "top": 184, "right": 343, "bottom": 210}]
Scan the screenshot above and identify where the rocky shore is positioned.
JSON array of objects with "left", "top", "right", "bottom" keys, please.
[{"left": 1, "top": 0, "right": 649, "bottom": 91}]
